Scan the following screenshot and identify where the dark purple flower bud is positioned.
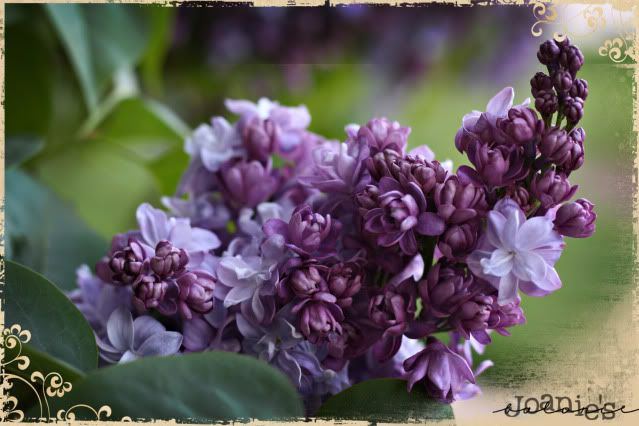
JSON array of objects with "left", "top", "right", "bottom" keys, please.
[
  {"left": 176, "top": 271, "right": 216, "bottom": 320},
  {"left": 450, "top": 294, "right": 493, "bottom": 340},
  {"left": 539, "top": 126, "right": 571, "bottom": 165},
  {"left": 535, "top": 89, "right": 559, "bottom": 117},
  {"left": 505, "top": 185, "right": 532, "bottom": 212},
  {"left": 290, "top": 265, "right": 324, "bottom": 297},
  {"left": 433, "top": 176, "right": 487, "bottom": 224},
  {"left": 108, "top": 239, "right": 149, "bottom": 286},
  {"left": 419, "top": 262, "right": 473, "bottom": 318},
  {"left": 554, "top": 198, "right": 596, "bottom": 238},
  {"left": 437, "top": 221, "right": 480, "bottom": 261},
  {"left": 263, "top": 204, "right": 342, "bottom": 258},
  {"left": 366, "top": 149, "right": 401, "bottom": 182},
  {"left": 368, "top": 282, "right": 416, "bottom": 338},
  {"left": 530, "top": 170, "right": 577, "bottom": 209},
  {"left": 560, "top": 127, "right": 585, "bottom": 174},
  {"left": 537, "top": 39, "right": 561, "bottom": 66},
  {"left": 496, "top": 108, "right": 544, "bottom": 145},
  {"left": 294, "top": 298, "right": 344, "bottom": 345},
  {"left": 559, "top": 44, "right": 585, "bottom": 76},
  {"left": 552, "top": 69, "right": 573, "bottom": 93},
  {"left": 132, "top": 276, "right": 178, "bottom": 316},
  {"left": 487, "top": 298, "right": 526, "bottom": 335},
  {"left": 239, "top": 115, "right": 280, "bottom": 162},
  {"left": 150, "top": 240, "right": 189, "bottom": 278},
  {"left": 327, "top": 261, "right": 363, "bottom": 309},
  {"left": 569, "top": 78, "right": 588, "bottom": 100},
  {"left": 325, "top": 319, "right": 382, "bottom": 369},
  {"left": 218, "top": 159, "right": 279, "bottom": 209},
  {"left": 403, "top": 337, "right": 475, "bottom": 402},
  {"left": 530, "top": 72, "right": 553, "bottom": 97},
  {"left": 355, "top": 117, "right": 411, "bottom": 155},
  {"left": 465, "top": 141, "right": 528, "bottom": 188},
  {"left": 562, "top": 96, "right": 584, "bottom": 125}
]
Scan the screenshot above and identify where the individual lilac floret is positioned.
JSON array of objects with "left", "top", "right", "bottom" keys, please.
[
  {"left": 136, "top": 203, "right": 221, "bottom": 265},
  {"left": 176, "top": 271, "right": 216, "bottom": 320},
  {"left": 562, "top": 96, "right": 584, "bottom": 125},
  {"left": 298, "top": 138, "right": 371, "bottom": 212},
  {"left": 293, "top": 296, "right": 344, "bottom": 345},
  {"left": 263, "top": 204, "right": 342, "bottom": 259},
  {"left": 495, "top": 107, "right": 544, "bottom": 145},
  {"left": 69, "top": 265, "right": 133, "bottom": 337},
  {"left": 96, "top": 307, "right": 182, "bottom": 364},
  {"left": 218, "top": 159, "right": 279, "bottom": 209},
  {"left": 433, "top": 176, "right": 487, "bottom": 224},
  {"left": 534, "top": 89, "right": 559, "bottom": 117},
  {"left": 538, "top": 127, "right": 571, "bottom": 165},
  {"left": 570, "top": 79, "right": 588, "bottom": 100},
  {"left": 537, "top": 39, "right": 561, "bottom": 66},
  {"left": 184, "top": 117, "right": 243, "bottom": 172},
  {"left": 455, "top": 87, "right": 529, "bottom": 153},
  {"left": 460, "top": 143, "right": 528, "bottom": 188},
  {"left": 448, "top": 332, "right": 493, "bottom": 400},
  {"left": 530, "top": 169, "right": 577, "bottom": 209},
  {"left": 150, "top": 240, "right": 189, "bottom": 278},
  {"left": 369, "top": 282, "right": 416, "bottom": 339},
  {"left": 359, "top": 177, "right": 444, "bottom": 256},
  {"left": 106, "top": 238, "right": 152, "bottom": 286},
  {"left": 554, "top": 199, "right": 596, "bottom": 238},
  {"left": 530, "top": 72, "right": 553, "bottom": 97},
  {"left": 131, "top": 275, "right": 179, "bottom": 316},
  {"left": 348, "top": 117, "right": 411, "bottom": 155},
  {"left": 438, "top": 220, "right": 480, "bottom": 261},
  {"left": 161, "top": 193, "right": 231, "bottom": 232},
  {"left": 467, "top": 198, "right": 565, "bottom": 305},
  {"left": 226, "top": 97, "right": 312, "bottom": 157},
  {"left": 403, "top": 336, "right": 475, "bottom": 403},
  {"left": 216, "top": 253, "right": 278, "bottom": 323}
]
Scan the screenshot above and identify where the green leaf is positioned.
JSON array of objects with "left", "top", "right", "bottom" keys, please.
[
  {"left": 35, "top": 139, "right": 162, "bottom": 239},
  {"left": 317, "top": 378, "right": 454, "bottom": 421},
  {"left": 56, "top": 352, "right": 304, "bottom": 421},
  {"left": 141, "top": 6, "right": 176, "bottom": 97},
  {"left": 45, "top": 4, "right": 148, "bottom": 111},
  {"left": 5, "top": 169, "right": 107, "bottom": 291},
  {"left": 4, "top": 260, "right": 99, "bottom": 373},
  {"left": 96, "top": 96, "right": 190, "bottom": 162},
  {"left": 6, "top": 11, "right": 54, "bottom": 136},
  {"left": 5, "top": 137, "right": 44, "bottom": 168}
]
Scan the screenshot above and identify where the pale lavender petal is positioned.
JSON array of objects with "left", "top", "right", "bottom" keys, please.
[
  {"left": 106, "top": 307, "right": 134, "bottom": 352},
  {"left": 132, "top": 316, "right": 166, "bottom": 350},
  {"left": 136, "top": 203, "right": 169, "bottom": 246},
  {"left": 497, "top": 274, "right": 519, "bottom": 305},
  {"left": 137, "top": 331, "right": 183, "bottom": 357},
  {"left": 486, "top": 87, "right": 514, "bottom": 119}
]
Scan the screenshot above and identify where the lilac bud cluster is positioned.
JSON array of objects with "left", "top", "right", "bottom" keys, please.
[{"left": 70, "top": 38, "right": 597, "bottom": 414}]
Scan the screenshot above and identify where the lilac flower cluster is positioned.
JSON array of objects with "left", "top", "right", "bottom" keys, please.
[{"left": 71, "top": 38, "right": 596, "bottom": 413}]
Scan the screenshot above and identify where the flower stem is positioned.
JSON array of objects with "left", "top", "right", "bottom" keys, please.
[{"left": 420, "top": 236, "right": 437, "bottom": 277}]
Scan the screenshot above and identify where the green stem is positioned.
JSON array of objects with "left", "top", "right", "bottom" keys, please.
[
  {"left": 420, "top": 236, "right": 437, "bottom": 277},
  {"left": 554, "top": 111, "right": 564, "bottom": 128}
]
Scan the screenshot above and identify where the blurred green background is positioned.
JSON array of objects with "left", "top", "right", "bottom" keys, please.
[{"left": 4, "top": 3, "right": 635, "bottom": 390}]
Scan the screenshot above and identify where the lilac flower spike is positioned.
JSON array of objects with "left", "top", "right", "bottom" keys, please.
[
  {"left": 467, "top": 199, "right": 565, "bottom": 305},
  {"left": 96, "top": 307, "right": 183, "bottom": 364}
]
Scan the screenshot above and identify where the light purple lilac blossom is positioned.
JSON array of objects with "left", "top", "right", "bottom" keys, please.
[{"left": 69, "top": 38, "right": 595, "bottom": 414}]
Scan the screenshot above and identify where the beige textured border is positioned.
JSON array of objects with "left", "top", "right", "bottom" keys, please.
[{"left": 1, "top": 0, "right": 638, "bottom": 425}]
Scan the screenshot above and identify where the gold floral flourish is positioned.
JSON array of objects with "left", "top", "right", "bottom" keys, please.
[
  {"left": 530, "top": 0, "right": 561, "bottom": 40},
  {"left": 0, "top": 324, "right": 129, "bottom": 422}
]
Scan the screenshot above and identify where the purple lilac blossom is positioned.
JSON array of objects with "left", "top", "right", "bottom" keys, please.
[
  {"left": 467, "top": 198, "right": 565, "bottom": 305},
  {"left": 96, "top": 307, "right": 183, "bottom": 364}
]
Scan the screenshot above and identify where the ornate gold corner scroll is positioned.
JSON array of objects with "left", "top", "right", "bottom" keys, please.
[
  {"left": 0, "top": 324, "right": 130, "bottom": 422},
  {"left": 529, "top": 0, "right": 637, "bottom": 64}
]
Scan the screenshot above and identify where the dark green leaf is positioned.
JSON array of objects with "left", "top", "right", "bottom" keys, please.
[
  {"left": 5, "top": 169, "right": 107, "bottom": 291},
  {"left": 6, "top": 13, "right": 54, "bottom": 136},
  {"left": 56, "top": 352, "right": 304, "bottom": 421},
  {"left": 5, "top": 137, "right": 45, "bottom": 168},
  {"left": 4, "top": 260, "right": 99, "bottom": 373},
  {"left": 45, "top": 4, "right": 148, "bottom": 111},
  {"left": 35, "top": 139, "right": 162, "bottom": 239},
  {"left": 317, "top": 378, "right": 454, "bottom": 421}
]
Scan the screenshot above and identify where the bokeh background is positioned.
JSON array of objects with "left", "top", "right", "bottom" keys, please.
[{"left": 4, "top": 2, "right": 636, "bottom": 412}]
